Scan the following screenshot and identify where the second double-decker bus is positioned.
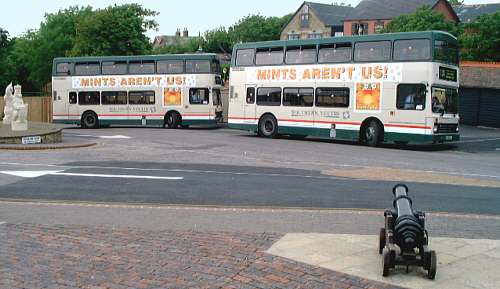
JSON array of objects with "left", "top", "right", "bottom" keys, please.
[
  {"left": 52, "top": 53, "right": 223, "bottom": 128},
  {"left": 228, "top": 31, "right": 460, "bottom": 146}
]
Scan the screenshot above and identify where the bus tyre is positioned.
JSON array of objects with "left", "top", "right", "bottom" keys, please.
[
  {"left": 165, "top": 112, "right": 180, "bottom": 129},
  {"left": 258, "top": 115, "right": 278, "bottom": 138},
  {"left": 82, "top": 111, "right": 99, "bottom": 129},
  {"left": 364, "top": 120, "right": 382, "bottom": 147}
]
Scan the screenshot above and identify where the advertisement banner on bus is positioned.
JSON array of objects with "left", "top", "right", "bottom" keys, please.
[
  {"left": 246, "top": 64, "right": 402, "bottom": 83},
  {"left": 71, "top": 74, "right": 197, "bottom": 89},
  {"left": 355, "top": 83, "right": 381, "bottom": 113}
]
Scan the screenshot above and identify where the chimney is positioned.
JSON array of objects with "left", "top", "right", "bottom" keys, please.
[
  {"left": 175, "top": 28, "right": 181, "bottom": 37},
  {"left": 183, "top": 28, "right": 189, "bottom": 38}
]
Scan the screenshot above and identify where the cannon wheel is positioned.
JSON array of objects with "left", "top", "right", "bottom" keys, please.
[
  {"left": 378, "top": 228, "right": 386, "bottom": 254},
  {"left": 427, "top": 251, "right": 437, "bottom": 279},
  {"left": 382, "top": 248, "right": 391, "bottom": 277}
]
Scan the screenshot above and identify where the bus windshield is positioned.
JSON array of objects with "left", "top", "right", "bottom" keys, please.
[
  {"left": 432, "top": 87, "right": 458, "bottom": 114},
  {"left": 434, "top": 39, "right": 458, "bottom": 65}
]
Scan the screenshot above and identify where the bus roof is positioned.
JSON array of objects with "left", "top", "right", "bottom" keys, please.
[
  {"left": 233, "top": 31, "right": 457, "bottom": 50},
  {"left": 53, "top": 53, "right": 218, "bottom": 63}
]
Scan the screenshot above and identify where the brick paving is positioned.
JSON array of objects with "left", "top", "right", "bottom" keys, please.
[{"left": 0, "top": 223, "right": 404, "bottom": 289}]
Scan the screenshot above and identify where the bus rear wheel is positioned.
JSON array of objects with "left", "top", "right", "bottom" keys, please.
[
  {"left": 258, "top": 115, "right": 278, "bottom": 138},
  {"left": 363, "top": 120, "right": 382, "bottom": 147},
  {"left": 82, "top": 111, "right": 99, "bottom": 129},
  {"left": 165, "top": 112, "right": 180, "bottom": 129}
]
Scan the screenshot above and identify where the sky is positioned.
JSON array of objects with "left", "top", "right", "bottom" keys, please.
[{"left": 1, "top": 0, "right": 499, "bottom": 40}]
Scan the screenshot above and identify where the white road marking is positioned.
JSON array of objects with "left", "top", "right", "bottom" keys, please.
[
  {"left": 0, "top": 170, "right": 63, "bottom": 178},
  {"left": 0, "top": 170, "right": 183, "bottom": 180},
  {"left": 98, "top": 135, "right": 131, "bottom": 139},
  {"left": 50, "top": 172, "right": 183, "bottom": 180},
  {"left": 0, "top": 161, "right": 499, "bottom": 180},
  {"left": 0, "top": 222, "right": 6, "bottom": 225},
  {"left": 64, "top": 133, "right": 131, "bottom": 139}
]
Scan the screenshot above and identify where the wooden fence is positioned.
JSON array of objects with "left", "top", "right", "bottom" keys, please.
[{"left": 0, "top": 96, "right": 52, "bottom": 123}]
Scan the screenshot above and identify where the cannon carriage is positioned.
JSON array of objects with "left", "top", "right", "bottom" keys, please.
[{"left": 379, "top": 184, "right": 437, "bottom": 279}]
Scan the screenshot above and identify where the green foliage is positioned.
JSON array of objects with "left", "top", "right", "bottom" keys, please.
[
  {"left": 70, "top": 4, "right": 158, "bottom": 56},
  {"left": 0, "top": 28, "right": 14, "bottom": 89},
  {"left": 448, "top": 0, "right": 464, "bottom": 6},
  {"left": 229, "top": 14, "right": 292, "bottom": 43},
  {"left": 460, "top": 12, "right": 500, "bottom": 61},
  {"left": 154, "top": 38, "right": 200, "bottom": 54},
  {"left": 203, "top": 27, "right": 232, "bottom": 54},
  {"left": 382, "top": 6, "right": 459, "bottom": 36},
  {"left": 1, "top": 4, "right": 157, "bottom": 92}
]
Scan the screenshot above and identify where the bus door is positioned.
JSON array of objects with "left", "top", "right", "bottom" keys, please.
[
  {"left": 243, "top": 85, "right": 256, "bottom": 123},
  {"left": 67, "top": 91, "right": 79, "bottom": 122},
  {"left": 186, "top": 87, "right": 211, "bottom": 123},
  {"left": 392, "top": 84, "right": 429, "bottom": 135}
]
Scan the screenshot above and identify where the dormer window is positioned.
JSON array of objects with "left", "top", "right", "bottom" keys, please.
[{"left": 301, "top": 5, "right": 310, "bottom": 28}]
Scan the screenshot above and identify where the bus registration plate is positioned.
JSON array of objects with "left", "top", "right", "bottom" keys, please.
[
  {"left": 330, "top": 124, "right": 336, "bottom": 138},
  {"left": 445, "top": 135, "right": 452, "bottom": 141}
]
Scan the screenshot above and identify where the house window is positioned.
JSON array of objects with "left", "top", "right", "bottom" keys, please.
[
  {"left": 352, "top": 23, "right": 368, "bottom": 35},
  {"left": 301, "top": 5, "right": 310, "bottom": 28},
  {"left": 375, "top": 21, "right": 385, "bottom": 33},
  {"left": 308, "top": 33, "right": 323, "bottom": 39},
  {"left": 288, "top": 33, "right": 300, "bottom": 40}
]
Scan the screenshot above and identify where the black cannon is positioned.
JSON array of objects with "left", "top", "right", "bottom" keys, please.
[{"left": 379, "top": 184, "right": 437, "bottom": 279}]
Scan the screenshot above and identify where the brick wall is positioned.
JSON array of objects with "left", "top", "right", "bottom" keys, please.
[{"left": 460, "top": 62, "right": 500, "bottom": 89}]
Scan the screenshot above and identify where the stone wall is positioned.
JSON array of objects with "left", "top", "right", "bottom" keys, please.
[{"left": 280, "top": 8, "right": 330, "bottom": 40}]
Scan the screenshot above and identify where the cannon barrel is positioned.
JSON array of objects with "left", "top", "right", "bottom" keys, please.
[{"left": 392, "top": 184, "right": 424, "bottom": 252}]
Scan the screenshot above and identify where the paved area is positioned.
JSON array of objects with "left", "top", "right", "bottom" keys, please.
[
  {"left": 0, "top": 223, "right": 403, "bottom": 289},
  {"left": 268, "top": 233, "right": 500, "bottom": 289}
]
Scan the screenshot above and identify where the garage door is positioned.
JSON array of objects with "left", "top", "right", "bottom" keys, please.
[{"left": 478, "top": 88, "right": 500, "bottom": 128}]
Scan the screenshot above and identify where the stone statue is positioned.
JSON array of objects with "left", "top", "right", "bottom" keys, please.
[
  {"left": 2, "top": 83, "right": 13, "bottom": 125},
  {"left": 10, "top": 84, "right": 28, "bottom": 131}
]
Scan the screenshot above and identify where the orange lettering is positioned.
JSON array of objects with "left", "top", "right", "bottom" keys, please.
[
  {"left": 143, "top": 77, "right": 152, "bottom": 86},
  {"left": 362, "top": 67, "right": 372, "bottom": 80},
  {"left": 120, "top": 78, "right": 127, "bottom": 86},
  {"left": 166, "top": 77, "right": 174, "bottom": 85},
  {"left": 128, "top": 77, "right": 136, "bottom": 86},
  {"left": 136, "top": 77, "right": 143, "bottom": 86},
  {"left": 102, "top": 78, "right": 109, "bottom": 86},
  {"left": 175, "top": 76, "right": 183, "bottom": 85},
  {"left": 312, "top": 68, "right": 321, "bottom": 79},
  {"left": 281, "top": 69, "right": 288, "bottom": 79},
  {"left": 347, "top": 67, "right": 355, "bottom": 79},
  {"left": 289, "top": 69, "right": 297, "bottom": 80},
  {"left": 80, "top": 78, "right": 90, "bottom": 87},
  {"left": 110, "top": 78, "right": 116, "bottom": 86},
  {"left": 271, "top": 69, "right": 280, "bottom": 80},
  {"left": 302, "top": 69, "right": 311, "bottom": 79},
  {"left": 155, "top": 77, "right": 162, "bottom": 86},
  {"left": 331, "top": 68, "right": 341, "bottom": 79},
  {"left": 373, "top": 66, "right": 383, "bottom": 79},
  {"left": 92, "top": 78, "right": 102, "bottom": 87},
  {"left": 322, "top": 67, "right": 330, "bottom": 79},
  {"left": 257, "top": 69, "right": 267, "bottom": 80}
]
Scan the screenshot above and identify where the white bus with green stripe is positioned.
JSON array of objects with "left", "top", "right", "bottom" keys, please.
[
  {"left": 228, "top": 31, "right": 459, "bottom": 146},
  {"left": 52, "top": 54, "right": 223, "bottom": 128}
]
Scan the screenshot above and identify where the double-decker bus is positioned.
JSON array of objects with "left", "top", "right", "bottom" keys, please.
[
  {"left": 228, "top": 31, "right": 459, "bottom": 146},
  {"left": 52, "top": 54, "right": 223, "bottom": 128}
]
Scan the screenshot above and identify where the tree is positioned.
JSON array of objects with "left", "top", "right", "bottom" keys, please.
[
  {"left": 154, "top": 38, "right": 200, "bottom": 54},
  {"left": 460, "top": 11, "right": 500, "bottom": 61},
  {"left": 448, "top": 0, "right": 464, "bottom": 6},
  {"left": 0, "top": 28, "right": 14, "bottom": 89},
  {"left": 382, "top": 6, "right": 459, "bottom": 36},
  {"left": 203, "top": 27, "right": 232, "bottom": 54},
  {"left": 70, "top": 4, "right": 158, "bottom": 56},
  {"left": 229, "top": 14, "right": 293, "bottom": 43}
]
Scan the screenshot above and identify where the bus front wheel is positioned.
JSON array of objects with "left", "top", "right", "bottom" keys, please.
[
  {"left": 258, "top": 115, "right": 278, "bottom": 138},
  {"left": 82, "top": 111, "right": 99, "bottom": 129},
  {"left": 165, "top": 112, "right": 180, "bottom": 129}
]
